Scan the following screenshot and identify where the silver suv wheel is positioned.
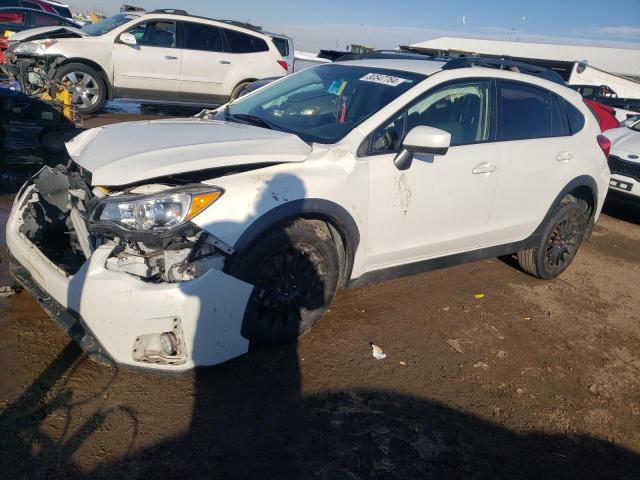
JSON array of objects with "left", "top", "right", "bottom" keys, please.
[{"left": 61, "top": 71, "right": 101, "bottom": 109}]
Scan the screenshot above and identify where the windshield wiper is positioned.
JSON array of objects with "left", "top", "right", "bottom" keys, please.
[{"left": 225, "top": 109, "right": 275, "bottom": 130}]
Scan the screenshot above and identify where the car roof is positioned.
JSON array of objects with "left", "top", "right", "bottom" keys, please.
[
  {"left": 335, "top": 58, "right": 446, "bottom": 75},
  {"left": 138, "top": 12, "right": 272, "bottom": 40}
]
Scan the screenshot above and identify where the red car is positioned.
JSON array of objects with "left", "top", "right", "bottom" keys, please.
[
  {"left": 0, "top": 7, "right": 78, "bottom": 62},
  {"left": 584, "top": 98, "right": 620, "bottom": 132}
]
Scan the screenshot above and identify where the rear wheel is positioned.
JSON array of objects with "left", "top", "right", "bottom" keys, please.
[
  {"left": 229, "top": 81, "right": 252, "bottom": 101},
  {"left": 53, "top": 63, "right": 107, "bottom": 114},
  {"left": 517, "top": 198, "right": 589, "bottom": 279},
  {"left": 226, "top": 219, "right": 340, "bottom": 344}
]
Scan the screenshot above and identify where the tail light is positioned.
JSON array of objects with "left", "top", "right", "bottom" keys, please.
[
  {"left": 277, "top": 60, "right": 288, "bottom": 72},
  {"left": 597, "top": 135, "right": 611, "bottom": 159}
]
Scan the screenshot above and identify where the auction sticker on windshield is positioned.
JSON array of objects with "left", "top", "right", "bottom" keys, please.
[{"left": 360, "top": 73, "right": 409, "bottom": 86}]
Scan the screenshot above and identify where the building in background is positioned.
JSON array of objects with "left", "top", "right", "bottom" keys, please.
[{"left": 405, "top": 37, "right": 640, "bottom": 86}]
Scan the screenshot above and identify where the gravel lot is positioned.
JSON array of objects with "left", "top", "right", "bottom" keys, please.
[{"left": 1, "top": 105, "right": 639, "bottom": 479}]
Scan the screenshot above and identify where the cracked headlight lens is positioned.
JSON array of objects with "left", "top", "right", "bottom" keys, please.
[{"left": 92, "top": 188, "right": 222, "bottom": 231}]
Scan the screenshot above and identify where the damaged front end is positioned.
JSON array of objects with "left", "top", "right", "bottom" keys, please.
[
  {"left": 20, "top": 164, "right": 234, "bottom": 284},
  {"left": 12, "top": 164, "right": 253, "bottom": 370}
]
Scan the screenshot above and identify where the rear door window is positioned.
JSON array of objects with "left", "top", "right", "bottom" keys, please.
[
  {"left": 129, "top": 20, "right": 176, "bottom": 48},
  {"left": 182, "top": 21, "right": 224, "bottom": 52},
  {"left": 32, "top": 12, "right": 63, "bottom": 26},
  {"left": 223, "top": 28, "right": 268, "bottom": 53},
  {"left": 499, "top": 81, "right": 551, "bottom": 141}
]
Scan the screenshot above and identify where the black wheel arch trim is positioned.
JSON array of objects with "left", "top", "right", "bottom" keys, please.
[
  {"left": 532, "top": 175, "right": 598, "bottom": 237},
  {"left": 232, "top": 198, "right": 361, "bottom": 283}
]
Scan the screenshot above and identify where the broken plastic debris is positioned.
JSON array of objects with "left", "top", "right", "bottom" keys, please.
[
  {"left": 473, "top": 293, "right": 485, "bottom": 299},
  {"left": 445, "top": 339, "right": 464, "bottom": 355},
  {"left": 370, "top": 343, "right": 387, "bottom": 360},
  {"left": 399, "top": 361, "right": 407, "bottom": 366},
  {"left": 0, "top": 286, "right": 16, "bottom": 298}
]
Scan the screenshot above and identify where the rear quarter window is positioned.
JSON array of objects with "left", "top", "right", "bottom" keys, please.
[
  {"left": 271, "top": 36, "right": 289, "bottom": 57},
  {"left": 223, "top": 28, "right": 268, "bottom": 53}
]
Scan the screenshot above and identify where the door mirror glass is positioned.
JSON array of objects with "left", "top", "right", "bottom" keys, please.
[
  {"left": 394, "top": 126, "right": 451, "bottom": 170},
  {"left": 119, "top": 32, "right": 137, "bottom": 45}
]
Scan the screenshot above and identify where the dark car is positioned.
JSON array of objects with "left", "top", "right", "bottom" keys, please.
[
  {"left": 0, "top": 0, "right": 72, "bottom": 18},
  {"left": 0, "top": 7, "right": 78, "bottom": 61}
]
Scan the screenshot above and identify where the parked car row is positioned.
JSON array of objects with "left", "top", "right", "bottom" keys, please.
[
  {"left": 4, "top": 9, "right": 294, "bottom": 113},
  {"left": 6, "top": 55, "right": 612, "bottom": 372}
]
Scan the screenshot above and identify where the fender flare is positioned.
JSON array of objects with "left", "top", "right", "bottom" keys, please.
[
  {"left": 233, "top": 198, "right": 361, "bottom": 280},
  {"left": 532, "top": 175, "right": 599, "bottom": 237}
]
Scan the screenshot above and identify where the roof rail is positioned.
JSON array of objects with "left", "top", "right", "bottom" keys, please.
[
  {"left": 219, "top": 19, "right": 263, "bottom": 31},
  {"left": 149, "top": 9, "right": 189, "bottom": 15},
  {"left": 442, "top": 57, "right": 565, "bottom": 85},
  {"left": 335, "top": 49, "right": 445, "bottom": 62}
]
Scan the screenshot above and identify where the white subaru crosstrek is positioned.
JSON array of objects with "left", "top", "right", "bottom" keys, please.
[
  {"left": 6, "top": 57, "right": 611, "bottom": 372},
  {"left": 6, "top": 10, "right": 289, "bottom": 113}
]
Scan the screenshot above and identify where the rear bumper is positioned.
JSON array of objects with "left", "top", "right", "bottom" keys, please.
[{"left": 7, "top": 184, "right": 254, "bottom": 373}]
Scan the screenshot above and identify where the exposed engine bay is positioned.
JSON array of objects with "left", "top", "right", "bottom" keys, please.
[{"left": 19, "top": 164, "right": 234, "bottom": 283}]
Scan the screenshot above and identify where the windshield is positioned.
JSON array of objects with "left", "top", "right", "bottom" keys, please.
[
  {"left": 81, "top": 13, "right": 139, "bottom": 36},
  {"left": 225, "top": 64, "right": 425, "bottom": 143}
]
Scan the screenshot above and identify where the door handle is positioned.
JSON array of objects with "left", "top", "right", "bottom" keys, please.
[
  {"left": 164, "top": 55, "right": 178, "bottom": 60},
  {"left": 472, "top": 163, "right": 497, "bottom": 175},
  {"left": 556, "top": 152, "right": 573, "bottom": 162},
  {"left": 219, "top": 60, "right": 231, "bottom": 65}
]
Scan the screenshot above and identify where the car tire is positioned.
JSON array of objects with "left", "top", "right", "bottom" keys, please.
[
  {"left": 230, "top": 81, "right": 252, "bottom": 102},
  {"left": 517, "top": 197, "right": 589, "bottom": 279},
  {"left": 226, "top": 218, "right": 340, "bottom": 345},
  {"left": 53, "top": 63, "right": 107, "bottom": 115}
]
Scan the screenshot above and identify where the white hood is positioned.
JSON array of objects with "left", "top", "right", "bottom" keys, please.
[
  {"left": 8, "top": 26, "right": 85, "bottom": 42},
  {"left": 605, "top": 127, "right": 640, "bottom": 159},
  {"left": 65, "top": 118, "right": 312, "bottom": 186}
]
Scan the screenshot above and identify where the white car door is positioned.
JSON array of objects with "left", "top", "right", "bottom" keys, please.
[
  {"left": 112, "top": 19, "right": 181, "bottom": 97},
  {"left": 364, "top": 79, "right": 500, "bottom": 269},
  {"left": 484, "top": 81, "right": 579, "bottom": 246},
  {"left": 178, "top": 21, "right": 232, "bottom": 102}
]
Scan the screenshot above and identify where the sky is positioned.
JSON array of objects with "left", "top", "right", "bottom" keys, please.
[{"left": 68, "top": 0, "right": 640, "bottom": 53}]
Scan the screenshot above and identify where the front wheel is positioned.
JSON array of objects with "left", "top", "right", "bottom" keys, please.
[
  {"left": 517, "top": 199, "right": 589, "bottom": 279},
  {"left": 226, "top": 219, "right": 340, "bottom": 345},
  {"left": 53, "top": 63, "right": 107, "bottom": 114}
]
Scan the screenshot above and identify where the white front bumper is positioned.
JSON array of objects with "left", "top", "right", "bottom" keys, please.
[{"left": 6, "top": 187, "right": 253, "bottom": 372}]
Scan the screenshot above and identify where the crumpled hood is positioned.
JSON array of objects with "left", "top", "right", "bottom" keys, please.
[
  {"left": 605, "top": 127, "right": 640, "bottom": 158},
  {"left": 66, "top": 118, "right": 313, "bottom": 186}
]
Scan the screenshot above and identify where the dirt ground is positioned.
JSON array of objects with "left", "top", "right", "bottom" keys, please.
[{"left": 0, "top": 105, "right": 639, "bottom": 479}]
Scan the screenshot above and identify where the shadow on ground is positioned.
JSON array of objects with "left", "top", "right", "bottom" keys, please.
[{"left": 0, "top": 339, "right": 638, "bottom": 480}]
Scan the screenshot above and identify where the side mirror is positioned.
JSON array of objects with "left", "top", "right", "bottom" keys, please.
[
  {"left": 119, "top": 32, "right": 137, "bottom": 46},
  {"left": 394, "top": 126, "right": 451, "bottom": 171}
]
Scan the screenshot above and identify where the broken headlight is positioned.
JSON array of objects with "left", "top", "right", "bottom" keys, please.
[{"left": 91, "top": 187, "right": 222, "bottom": 232}]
